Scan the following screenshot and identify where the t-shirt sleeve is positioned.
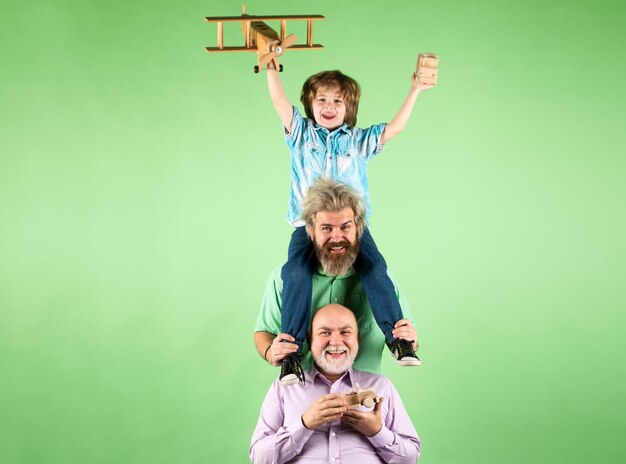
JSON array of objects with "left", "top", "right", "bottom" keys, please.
[
  {"left": 254, "top": 267, "right": 284, "bottom": 334},
  {"left": 285, "top": 106, "right": 305, "bottom": 150},
  {"left": 355, "top": 122, "right": 387, "bottom": 161}
]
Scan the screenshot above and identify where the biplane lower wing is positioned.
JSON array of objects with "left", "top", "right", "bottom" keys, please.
[{"left": 205, "top": 44, "right": 324, "bottom": 52}]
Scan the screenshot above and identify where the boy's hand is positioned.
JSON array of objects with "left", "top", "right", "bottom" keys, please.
[{"left": 411, "top": 72, "right": 436, "bottom": 91}]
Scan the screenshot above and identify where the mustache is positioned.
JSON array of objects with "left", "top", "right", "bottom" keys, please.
[
  {"left": 323, "top": 240, "right": 351, "bottom": 251},
  {"left": 314, "top": 235, "right": 359, "bottom": 276},
  {"left": 324, "top": 345, "right": 348, "bottom": 354}
]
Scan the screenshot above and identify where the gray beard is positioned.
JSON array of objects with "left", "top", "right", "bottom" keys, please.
[
  {"left": 315, "top": 238, "right": 359, "bottom": 275},
  {"left": 314, "top": 345, "right": 358, "bottom": 375}
]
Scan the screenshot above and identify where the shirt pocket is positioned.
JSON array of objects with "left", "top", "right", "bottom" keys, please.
[
  {"left": 344, "top": 289, "right": 367, "bottom": 309},
  {"left": 305, "top": 141, "right": 324, "bottom": 156},
  {"left": 304, "top": 142, "right": 326, "bottom": 173},
  {"left": 337, "top": 149, "right": 359, "bottom": 176}
]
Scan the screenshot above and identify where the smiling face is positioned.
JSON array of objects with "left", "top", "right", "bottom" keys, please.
[
  {"left": 311, "top": 304, "right": 359, "bottom": 381},
  {"left": 311, "top": 86, "right": 347, "bottom": 131},
  {"left": 311, "top": 207, "right": 359, "bottom": 275}
]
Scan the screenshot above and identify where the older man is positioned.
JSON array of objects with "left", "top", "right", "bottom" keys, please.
[
  {"left": 250, "top": 304, "right": 421, "bottom": 463},
  {"left": 254, "top": 179, "right": 420, "bottom": 385}
]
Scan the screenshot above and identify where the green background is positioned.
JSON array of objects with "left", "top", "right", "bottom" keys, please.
[{"left": 2, "top": 0, "right": 625, "bottom": 462}]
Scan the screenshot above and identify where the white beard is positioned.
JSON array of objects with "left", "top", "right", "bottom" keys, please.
[{"left": 314, "top": 344, "right": 358, "bottom": 375}]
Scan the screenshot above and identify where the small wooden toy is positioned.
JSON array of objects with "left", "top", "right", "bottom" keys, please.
[
  {"left": 416, "top": 53, "right": 439, "bottom": 85},
  {"left": 205, "top": 4, "right": 325, "bottom": 73},
  {"left": 341, "top": 387, "right": 381, "bottom": 409}
]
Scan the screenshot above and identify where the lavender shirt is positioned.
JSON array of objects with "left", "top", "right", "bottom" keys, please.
[{"left": 250, "top": 366, "right": 421, "bottom": 463}]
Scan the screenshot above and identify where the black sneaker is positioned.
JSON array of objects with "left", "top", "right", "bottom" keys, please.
[
  {"left": 390, "top": 339, "right": 421, "bottom": 366},
  {"left": 279, "top": 353, "right": 305, "bottom": 386}
]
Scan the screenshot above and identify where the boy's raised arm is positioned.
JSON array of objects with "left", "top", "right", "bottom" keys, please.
[
  {"left": 381, "top": 72, "right": 434, "bottom": 145},
  {"left": 267, "top": 68, "right": 294, "bottom": 133}
]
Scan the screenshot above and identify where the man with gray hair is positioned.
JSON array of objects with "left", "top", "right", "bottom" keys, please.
[
  {"left": 250, "top": 303, "right": 421, "bottom": 463},
  {"left": 254, "top": 178, "right": 420, "bottom": 385}
]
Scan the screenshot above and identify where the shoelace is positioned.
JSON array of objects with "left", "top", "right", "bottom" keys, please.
[
  {"left": 282, "top": 353, "right": 305, "bottom": 384},
  {"left": 396, "top": 339, "right": 413, "bottom": 358}
]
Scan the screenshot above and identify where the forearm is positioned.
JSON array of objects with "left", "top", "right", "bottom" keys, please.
[
  {"left": 250, "top": 420, "right": 314, "bottom": 464},
  {"left": 267, "top": 68, "right": 287, "bottom": 104},
  {"left": 254, "top": 331, "right": 276, "bottom": 361},
  {"left": 369, "top": 427, "right": 421, "bottom": 463},
  {"left": 369, "top": 385, "right": 421, "bottom": 463},
  {"left": 267, "top": 68, "right": 293, "bottom": 130},
  {"left": 381, "top": 87, "right": 421, "bottom": 144},
  {"left": 249, "top": 434, "right": 291, "bottom": 464}
]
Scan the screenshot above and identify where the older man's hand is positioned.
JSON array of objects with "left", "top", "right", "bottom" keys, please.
[
  {"left": 302, "top": 394, "right": 347, "bottom": 430},
  {"left": 392, "top": 319, "right": 419, "bottom": 351},
  {"left": 341, "top": 396, "right": 384, "bottom": 437}
]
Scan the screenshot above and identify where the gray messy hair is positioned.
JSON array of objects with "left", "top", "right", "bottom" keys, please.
[{"left": 301, "top": 178, "right": 365, "bottom": 238}]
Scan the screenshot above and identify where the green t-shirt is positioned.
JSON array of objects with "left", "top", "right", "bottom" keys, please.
[{"left": 254, "top": 266, "right": 414, "bottom": 374}]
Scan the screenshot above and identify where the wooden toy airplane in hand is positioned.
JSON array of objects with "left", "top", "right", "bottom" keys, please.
[
  {"left": 341, "top": 386, "right": 381, "bottom": 409},
  {"left": 204, "top": 3, "right": 325, "bottom": 73}
]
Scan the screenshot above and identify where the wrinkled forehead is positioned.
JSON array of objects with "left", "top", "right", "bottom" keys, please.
[
  {"left": 314, "top": 208, "right": 355, "bottom": 225},
  {"left": 312, "top": 305, "right": 358, "bottom": 330}
]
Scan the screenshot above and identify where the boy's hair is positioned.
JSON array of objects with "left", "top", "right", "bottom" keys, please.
[
  {"left": 300, "top": 70, "right": 361, "bottom": 127},
  {"left": 302, "top": 178, "right": 365, "bottom": 238}
]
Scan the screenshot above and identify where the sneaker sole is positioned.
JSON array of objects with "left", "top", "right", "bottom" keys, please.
[
  {"left": 397, "top": 358, "right": 421, "bottom": 366},
  {"left": 280, "top": 374, "right": 300, "bottom": 386}
]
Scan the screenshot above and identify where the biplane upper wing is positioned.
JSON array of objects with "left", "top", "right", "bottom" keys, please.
[
  {"left": 204, "top": 14, "right": 325, "bottom": 22},
  {"left": 205, "top": 14, "right": 325, "bottom": 52}
]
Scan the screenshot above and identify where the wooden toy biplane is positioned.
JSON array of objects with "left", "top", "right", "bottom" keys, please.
[
  {"left": 205, "top": 4, "right": 325, "bottom": 73},
  {"left": 340, "top": 387, "right": 381, "bottom": 409}
]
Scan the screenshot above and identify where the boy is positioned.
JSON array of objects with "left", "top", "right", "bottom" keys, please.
[{"left": 266, "top": 63, "right": 435, "bottom": 385}]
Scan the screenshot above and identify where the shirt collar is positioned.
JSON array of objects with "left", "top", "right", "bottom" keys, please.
[
  {"left": 310, "top": 364, "right": 356, "bottom": 387},
  {"left": 314, "top": 265, "right": 356, "bottom": 278},
  {"left": 313, "top": 122, "right": 351, "bottom": 136}
]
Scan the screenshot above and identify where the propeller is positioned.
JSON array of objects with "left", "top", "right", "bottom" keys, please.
[
  {"left": 281, "top": 33, "right": 298, "bottom": 49},
  {"left": 258, "top": 33, "right": 298, "bottom": 66}
]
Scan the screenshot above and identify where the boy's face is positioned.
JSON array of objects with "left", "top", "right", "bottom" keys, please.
[{"left": 311, "top": 86, "right": 346, "bottom": 130}]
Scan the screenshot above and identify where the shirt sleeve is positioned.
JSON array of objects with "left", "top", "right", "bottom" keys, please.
[
  {"left": 367, "top": 379, "right": 421, "bottom": 463},
  {"left": 354, "top": 122, "right": 387, "bottom": 161},
  {"left": 285, "top": 106, "right": 305, "bottom": 149},
  {"left": 249, "top": 381, "right": 315, "bottom": 464},
  {"left": 254, "top": 267, "right": 284, "bottom": 334}
]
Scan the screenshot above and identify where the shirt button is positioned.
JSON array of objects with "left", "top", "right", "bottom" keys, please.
[{"left": 331, "top": 432, "right": 336, "bottom": 437}]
